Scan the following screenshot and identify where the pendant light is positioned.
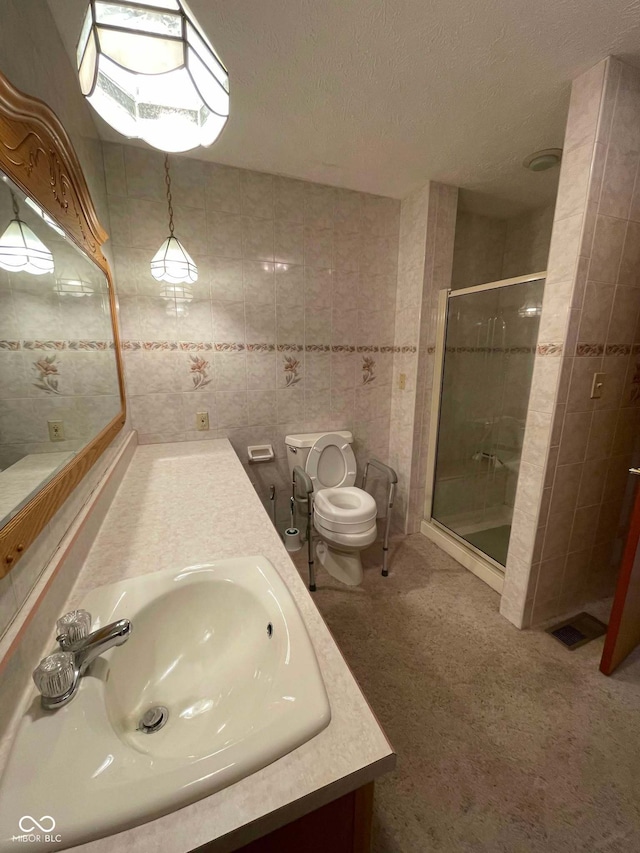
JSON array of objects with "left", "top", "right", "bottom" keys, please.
[
  {"left": 0, "top": 191, "right": 55, "bottom": 275},
  {"left": 151, "top": 154, "right": 198, "bottom": 286},
  {"left": 77, "top": 0, "right": 229, "bottom": 153}
]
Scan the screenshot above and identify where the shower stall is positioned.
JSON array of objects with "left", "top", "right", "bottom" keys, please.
[{"left": 423, "top": 273, "right": 545, "bottom": 590}]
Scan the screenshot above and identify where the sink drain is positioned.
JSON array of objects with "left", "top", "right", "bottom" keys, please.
[{"left": 138, "top": 705, "right": 169, "bottom": 733}]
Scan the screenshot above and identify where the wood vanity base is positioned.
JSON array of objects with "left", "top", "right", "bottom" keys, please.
[{"left": 234, "top": 782, "right": 374, "bottom": 853}]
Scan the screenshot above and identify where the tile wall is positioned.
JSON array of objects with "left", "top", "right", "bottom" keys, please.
[
  {"left": 388, "top": 182, "right": 458, "bottom": 532},
  {"left": 501, "top": 57, "right": 640, "bottom": 627},
  {"left": 451, "top": 204, "right": 554, "bottom": 290},
  {"left": 105, "top": 142, "right": 401, "bottom": 527},
  {"left": 0, "top": 214, "right": 119, "bottom": 470}
]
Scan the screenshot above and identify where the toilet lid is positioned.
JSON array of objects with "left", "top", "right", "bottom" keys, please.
[{"left": 306, "top": 433, "right": 357, "bottom": 490}]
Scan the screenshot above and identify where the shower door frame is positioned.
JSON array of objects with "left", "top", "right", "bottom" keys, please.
[{"left": 420, "top": 272, "right": 547, "bottom": 594}]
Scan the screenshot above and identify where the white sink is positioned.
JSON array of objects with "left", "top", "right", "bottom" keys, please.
[{"left": 0, "top": 556, "right": 331, "bottom": 850}]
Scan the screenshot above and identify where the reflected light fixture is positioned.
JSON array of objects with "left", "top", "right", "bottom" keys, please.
[
  {"left": 77, "top": 0, "right": 230, "bottom": 153},
  {"left": 151, "top": 154, "right": 198, "bottom": 286},
  {"left": 54, "top": 278, "right": 95, "bottom": 297},
  {"left": 0, "top": 191, "right": 55, "bottom": 275},
  {"left": 518, "top": 298, "right": 542, "bottom": 319}
]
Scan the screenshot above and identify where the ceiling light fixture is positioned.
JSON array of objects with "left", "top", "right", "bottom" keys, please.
[
  {"left": 150, "top": 154, "right": 198, "bottom": 285},
  {"left": 523, "top": 148, "right": 563, "bottom": 172},
  {"left": 76, "top": 0, "right": 230, "bottom": 153},
  {"left": 0, "top": 191, "right": 55, "bottom": 275}
]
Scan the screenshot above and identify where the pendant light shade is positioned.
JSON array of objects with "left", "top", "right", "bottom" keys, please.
[
  {"left": 0, "top": 192, "right": 55, "bottom": 276},
  {"left": 151, "top": 154, "right": 198, "bottom": 285},
  {"left": 77, "top": 0, "right": 229, "bottom": 152},
  {"left": 151, "top": 235, "right": 197, "bottom": 284}
]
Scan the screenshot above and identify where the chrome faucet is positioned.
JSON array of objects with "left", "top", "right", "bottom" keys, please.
[{"left": 33, "top": 610, "right": 132, "bottom": 710}]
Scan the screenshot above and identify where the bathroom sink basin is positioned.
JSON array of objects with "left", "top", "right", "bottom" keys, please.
[{"left": 0, "top": 556, "right": 331, "bottom": 851}]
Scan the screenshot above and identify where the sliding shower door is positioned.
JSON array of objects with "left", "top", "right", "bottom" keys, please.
[{"left": 431, "top": 276, "right": 544, "bottom": 568}]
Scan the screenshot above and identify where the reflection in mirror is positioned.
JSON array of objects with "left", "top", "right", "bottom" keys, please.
[{"left": 0, "top": 172, "right": 120, "bottom": 528}]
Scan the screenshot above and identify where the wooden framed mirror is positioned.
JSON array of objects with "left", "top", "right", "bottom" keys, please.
[{"left": 0, "top": 71, "right": 125, "bottom": 577}]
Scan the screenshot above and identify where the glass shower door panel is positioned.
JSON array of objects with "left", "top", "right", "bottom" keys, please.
[{"left": 431, "top": 278, "right": 544, "bottom": 567}]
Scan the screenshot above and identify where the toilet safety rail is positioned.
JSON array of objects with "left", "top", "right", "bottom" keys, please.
[
  {"left": 362, "top": 458, "right": 398, "bottom": 578},
  {"left": 292, "top": 466, "right": 316, "bottom": 591}
]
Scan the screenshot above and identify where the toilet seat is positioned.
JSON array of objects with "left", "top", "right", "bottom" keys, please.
[
  {"left": 314, "top": 487, "right": 377, "bottom": 534},
  {"left": 314, "top": 518, "right": 378, "bottom": 550},
  {"left": 306, "top": 433, "right": 357, "bottom": 491}
]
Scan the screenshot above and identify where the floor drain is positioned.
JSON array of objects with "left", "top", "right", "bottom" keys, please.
[
  {"left": 546, "top": 612, "right": 607, "bottom": 650},
  {"left": 138, "top": 705, "right": 169, "bottom": 733}
]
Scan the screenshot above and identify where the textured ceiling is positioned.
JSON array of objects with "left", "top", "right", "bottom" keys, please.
[{"left": 48, "top": 0, "right": 640, "bottom": 212}]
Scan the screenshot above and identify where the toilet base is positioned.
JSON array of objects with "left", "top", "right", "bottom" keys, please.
[{"left": 315, "top": 541, "right": 364, "bottom": 586}]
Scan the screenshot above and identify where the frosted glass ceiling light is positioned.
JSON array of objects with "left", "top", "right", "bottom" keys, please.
[
  {"left": 150, "top": 154, "right": 198, "bottom": 285},
  {"left": 0, "top": 191, "right": 55, "bottom": 275},
  {"left": 77, "top": 0, "right": 230, "bottom": 152}
]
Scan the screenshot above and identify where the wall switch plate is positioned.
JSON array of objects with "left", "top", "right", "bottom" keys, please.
[
  {"left": 196, "top": 412, "right": 209, "bottom": 431},
  {"left": 591, "top": 372, "right": 606, "bottom": 399},
  {"left": 48, "top": 421, "right": 65, "bottom": 441},
  {"left": 399, "top": 373, "right": 407, "bottom": 390}
]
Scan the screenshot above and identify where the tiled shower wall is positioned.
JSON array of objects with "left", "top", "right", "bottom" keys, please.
[
  {"left": 105, "top": 142, "right": 400, "bottom": 526},
  {"left": 501, "top": 57, "right": 640, "bottom": 628},
  {"left": 451, "top": 205, "right": 554, "bottom": 290},
  {"left": 388, "top": 182, "right": 458, "bottom": 532}
]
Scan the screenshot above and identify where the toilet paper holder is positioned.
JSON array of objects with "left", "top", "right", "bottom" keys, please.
[{"left": 247, "top": 444, "right": 274, "bottom": 464}]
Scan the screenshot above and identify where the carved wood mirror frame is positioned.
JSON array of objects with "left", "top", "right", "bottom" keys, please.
[{"left": 0, "top": 71, "right": 125, "bottom": 578}]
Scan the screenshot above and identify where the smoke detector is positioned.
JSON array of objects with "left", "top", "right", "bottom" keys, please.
[{"left": 523, "top": 148, "right": 563, "bottom": 172}]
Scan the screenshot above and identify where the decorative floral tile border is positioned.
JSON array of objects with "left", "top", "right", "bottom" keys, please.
[
  {"left": 446, "top": 345, "right": 539, "bottom": 355},
  {"left": 537, "top": 343, "right": 563, "bottom": 356},
  {"left": 120, "top": 341, "right": 419, "bottom": 354},
  {"left": 576, "top": 343, "right": 604, "bottom": 356},
  {"left": 573, "top": 343, "right": 640, "bottom": 357},
  {"left": 0, "top": 340, "right": 115, "bottom": 351}
]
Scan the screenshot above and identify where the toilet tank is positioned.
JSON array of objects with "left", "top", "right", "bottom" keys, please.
[{"left": 284, "top": 431, "right": 353, "bottom": 481}]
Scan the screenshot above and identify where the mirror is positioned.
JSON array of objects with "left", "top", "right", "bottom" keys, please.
[
  {"left": 0, "top": 70, "right": 125, "bottom": 575},
  {"left": 0, "top": 173, "right": 120, "bottom": 527}
]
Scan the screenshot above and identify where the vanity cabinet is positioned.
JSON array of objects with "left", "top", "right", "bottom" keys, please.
[{"left": 230, "top": 782, "right": 374, "bottom": 853}]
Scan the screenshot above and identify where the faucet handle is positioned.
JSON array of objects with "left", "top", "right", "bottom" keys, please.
[
  {"left": 33, "top": 652, "right": 75, "bottom": 699},
  {"left": 56, "top": 609, "right": 92, "bottom": 649}
]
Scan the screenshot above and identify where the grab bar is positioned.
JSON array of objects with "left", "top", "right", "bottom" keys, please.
[
  {"left": 362, "top": 458, "right": 398, "bottom": 577},
  {"left": 292, "top": 465, "right": 316, "bottom": 592}
]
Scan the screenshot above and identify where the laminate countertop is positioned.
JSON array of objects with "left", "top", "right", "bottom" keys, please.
[{"left": 54, "top": 439, "right": 395, "bottom": 852}]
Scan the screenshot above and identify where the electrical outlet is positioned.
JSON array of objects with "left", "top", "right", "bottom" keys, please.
[
  {"left": 399, "top": 373, "right": 407, "bottom": 390},
  {"left": 591, "top": 372, "right": 606, "bottom": 399},
  {"left": 48, "top": 420, "right": 65, "bottom": 441},
  {"left": 196, "top": 411, "right": 209, "bottom": 431}
]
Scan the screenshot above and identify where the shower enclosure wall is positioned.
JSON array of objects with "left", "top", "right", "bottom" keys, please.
[{"left": 424, "top": 274, "right": 544, "bottom": 590}]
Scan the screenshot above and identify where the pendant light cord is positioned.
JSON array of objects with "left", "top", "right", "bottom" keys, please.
[
  {"left": 10, "top": 190, "right": 19, "bottom": 218},
  {"left": 164, "top": 154, "right": 174, "bottom": 236}
]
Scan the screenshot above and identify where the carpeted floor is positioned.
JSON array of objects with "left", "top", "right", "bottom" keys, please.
[{"left": 293, "top": 532, "right": 640, "bottom": 853}]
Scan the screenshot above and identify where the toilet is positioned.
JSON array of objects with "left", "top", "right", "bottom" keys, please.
[{"left": 285, "top": 431, "right": 377, "bottom": 586}]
